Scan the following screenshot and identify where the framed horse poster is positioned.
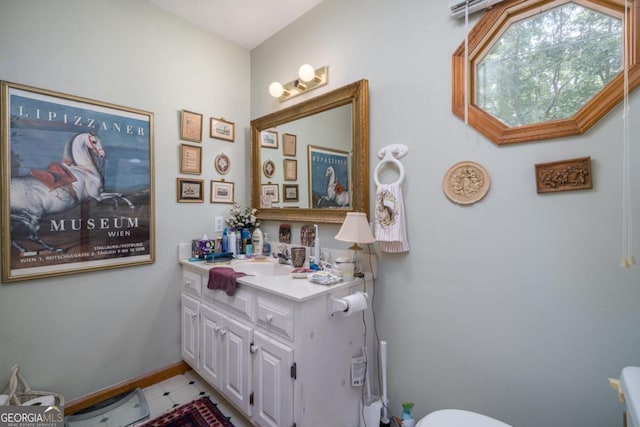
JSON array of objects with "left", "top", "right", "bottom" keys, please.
[
  {"left": 307, "top": 145, "right": 350, "bottom": 209},
  {"left": 0, "top": 81, "right": 155, "bottom": 282}
]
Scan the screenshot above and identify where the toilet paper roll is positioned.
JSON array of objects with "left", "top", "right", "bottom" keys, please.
[
  {"left": 21, "top": 395, "right": 55, "bottom": 406},
  {"left": 341, "top": 292, "right": 368, "bottom": 316}
]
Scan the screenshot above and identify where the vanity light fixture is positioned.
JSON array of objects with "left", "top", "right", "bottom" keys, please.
[
  {"left": 335, "top": 212, "right": 376, "bottom": 277},
  {"left": 268, "top": 64, "right": 329, "bottom": 102}
]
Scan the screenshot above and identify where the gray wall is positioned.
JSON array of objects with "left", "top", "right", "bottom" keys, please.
[
  {"left": 250, "top": 1, "right": 640, "bottom": 426},
  {"left": 0, "top": 0, "right": 250, "bottom": 401}
]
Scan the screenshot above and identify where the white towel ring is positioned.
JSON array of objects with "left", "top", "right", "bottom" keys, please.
[{"left": 374, "top": 144, "right": 408, "bottom": 187}]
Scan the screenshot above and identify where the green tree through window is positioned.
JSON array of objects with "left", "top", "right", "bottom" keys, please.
[{"left": 476, "top": 3, "right": 622, "bottom": 127}]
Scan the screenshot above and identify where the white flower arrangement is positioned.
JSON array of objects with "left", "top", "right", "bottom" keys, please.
[{"left": 225, "top": 203, "right": 260, "bottom": 230}]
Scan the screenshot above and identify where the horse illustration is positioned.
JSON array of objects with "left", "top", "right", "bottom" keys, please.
[
  {"left": 10, "top": 132, "right": 134, "bottom": 253},
  {"left": 324, "top": 165, "right": 349, "bottom": 207}
]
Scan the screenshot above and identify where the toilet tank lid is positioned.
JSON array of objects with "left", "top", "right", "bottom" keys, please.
[{"left": 416, "top": 409, "right": 512, "bottom": 427}]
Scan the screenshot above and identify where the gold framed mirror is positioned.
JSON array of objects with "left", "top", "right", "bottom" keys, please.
[{"left": 250, "top": 79, "right": 369, "bottom": 224}]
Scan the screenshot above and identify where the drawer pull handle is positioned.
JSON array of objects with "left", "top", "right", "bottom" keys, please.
[
  {"left": 250, "top": 344, "right": 259, "bottom": 354},
  {"left": 220, "top": 329, "right": 227, "bottom": 337},
  {"left": 265, "top": 314, "right": 274, "bottom": 323},
  {"left": 213, "top": 325, "right": 220, "bottom": 333}
]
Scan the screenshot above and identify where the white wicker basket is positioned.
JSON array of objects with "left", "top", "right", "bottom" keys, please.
[{"left": 1, "top": 364, "right": 64, "bottom": 406}]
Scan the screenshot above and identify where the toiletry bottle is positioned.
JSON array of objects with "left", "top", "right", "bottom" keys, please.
[
  {"left": 236, "top": 230, "right": 242, "bottom": 254},
  {"left": 229, "top": 229, "right": 236, "bottom": 256},
  {"left": 222, "top": 228, "right": 228, "bottom": 253},
  {"left": 401, "top": 402, "right": 415, "bottom": 427},
  {"left": 262, "top": 233, "right": 271, "bottom": 256},
  {"left": 314, "top": 224, "right": 321, "bottom": 264},
  {"left": 252, "top": 226, "right": 263, "bottom": 255},
  {"left": 241, "top": 229, "right": 251, "bottom": 254}
]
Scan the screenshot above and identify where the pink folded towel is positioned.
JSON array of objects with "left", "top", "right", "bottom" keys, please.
[{"left": 207, "top": 267, "right": 247, "bottom": 296}]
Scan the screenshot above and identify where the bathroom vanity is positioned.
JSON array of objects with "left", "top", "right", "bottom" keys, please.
[{"left": 179, "top": 258, "right": 370, "bottom": 427}]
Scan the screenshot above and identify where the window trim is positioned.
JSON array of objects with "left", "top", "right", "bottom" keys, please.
[{"left": 452, "top": 0, "right": 640, "bottom": 145}]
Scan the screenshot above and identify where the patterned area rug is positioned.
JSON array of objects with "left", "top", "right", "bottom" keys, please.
[{"left": 140, "top": 396, "right": 235, "bottom": 427}]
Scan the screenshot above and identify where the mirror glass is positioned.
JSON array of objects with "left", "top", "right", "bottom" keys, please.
[{"left": 251, "top": 80, "right": 369, "bottom": 224}]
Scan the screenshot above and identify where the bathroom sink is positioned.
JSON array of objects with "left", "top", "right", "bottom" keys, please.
[
  {"left": 622, "top": 366, "right": 640, "bottom": 427},
  {"left": 233, "top": 261, "right": 292, "bottom": 277}
]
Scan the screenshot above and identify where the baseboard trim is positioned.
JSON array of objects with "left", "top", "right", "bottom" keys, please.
[{"left": 65, "top": 361, "right": 190, "bottom": 415}]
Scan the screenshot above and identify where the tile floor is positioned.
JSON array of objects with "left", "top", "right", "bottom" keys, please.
[{"left": 135, "top": 370, "right": 251, "bottom": 427}]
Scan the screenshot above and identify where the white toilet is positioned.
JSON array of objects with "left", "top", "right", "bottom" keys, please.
[{"left": 416, "top": 409, "right": 512, "bottom": 427}]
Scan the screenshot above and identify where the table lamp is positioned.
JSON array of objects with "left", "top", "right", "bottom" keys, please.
[{"left": 335, "top": 212, "right": 376, "bottom": 277}]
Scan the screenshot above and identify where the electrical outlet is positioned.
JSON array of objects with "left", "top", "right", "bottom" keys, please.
[{"left": 214, "top": 216, "right": 224, "bottom": 232}]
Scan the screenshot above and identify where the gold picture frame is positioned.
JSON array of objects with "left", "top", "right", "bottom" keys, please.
[
  {"left": 283, "top": 133, "right": 297, "bottom": 156},
  {"left": 284, "top": 159, "right": 297, "bottom": 181},
  {"left": 261, "top": 130, "right": 278, "bottom": 149},
  {"left": 179, "top": 144, "right": 202, "bottom": 175},
  {"left": 210, "top": 117, "right": 235, "bottom": 142},
  {"left": 283, "top": 184, "right": 299, "bottom": 202},
  {"left": 180, "top": 109, "right": 203, "bottom": 142},
  {"left": 261, "top": 184, "right": 279, "bottom": 203},
  {"left": 177, "top": 178, "right": 204, "bottom": 203},
  {"left": 211, "top": 180, "right": 234, "bottom": 203},
  {"left": 1, "top": 80, "right": 155, "bottom": 282}
]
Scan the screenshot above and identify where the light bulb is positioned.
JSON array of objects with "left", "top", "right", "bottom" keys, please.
[
  {"left": 298, "top": 64, "right": 316, "bottom": 83},
  {"left": 269, "top": 81, "right": 284, "bottom": 98}
]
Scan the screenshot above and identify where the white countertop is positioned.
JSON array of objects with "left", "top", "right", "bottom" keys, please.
[{"left": 179, "top": 258, "right": 361, "bottom": 302}]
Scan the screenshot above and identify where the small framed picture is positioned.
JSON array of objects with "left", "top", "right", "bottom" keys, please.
[
  {"left": 260, "top": 194, "right": 273, "bottom": 208},
  {"left": 179, "top": 144, "right": 202, "bottom": 175},
  {"left": 211, "top": 180, "right": 234, "bottom": 203},
  {"left": 283, "top": 184, "right": 299, "bottom": 202},
  {"left": 215, "top": 153, "right": 231, "bottom": 175},
  {"left": 210, "top": 117, "right": 235, "bottom": 142},
  {"left": 261, "top": 183, "right": 279, "bottom": 203},
  {"left": 261, "top": 130, "right": 278, "bottom": 149},
  {"left": 283, "top": 133, "right": 297, "bottom": 156},
  {"left": 177, "top": 178, "right": 204, "bottom": 203},
  {"left": 263, "top": 159, "right": 276, "bottom": 178},
  {"left": 180, "top": 109, "right": 203, "bottom": 142},
  {"left": 284, "top": 159, "right": 297, "bottom": 181}
]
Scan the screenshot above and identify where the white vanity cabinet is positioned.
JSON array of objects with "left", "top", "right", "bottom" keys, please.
[{"left": 179, "top": 260, "right": 369, "bottom": 427}]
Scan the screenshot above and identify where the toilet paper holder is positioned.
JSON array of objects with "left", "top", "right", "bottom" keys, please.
[{"left": 328, "top": 291, "right": 368, "bottom": 317}]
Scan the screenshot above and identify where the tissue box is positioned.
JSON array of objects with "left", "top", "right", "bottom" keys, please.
[{"left": 192, "top": 239, "right": 216, "bottom": 259}]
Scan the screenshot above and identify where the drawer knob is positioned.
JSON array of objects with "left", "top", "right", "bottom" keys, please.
[
  {"left": 250, "top": 344, "right": 259, "bottom": 354},
  {"left": 220, "top": 329, "right": 227, "bottom": 337},
  {"left": 265, "top": 314, "right": 274, "bottom": 323}
]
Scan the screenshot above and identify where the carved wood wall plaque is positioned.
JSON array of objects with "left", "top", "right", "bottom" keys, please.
[{"left": 535, "top": 156, "right": 592, "bottom": 194}]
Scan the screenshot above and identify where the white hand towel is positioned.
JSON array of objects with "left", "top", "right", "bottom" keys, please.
[{"left": 375, "top": 181, "right": 409, "bottom": 253}]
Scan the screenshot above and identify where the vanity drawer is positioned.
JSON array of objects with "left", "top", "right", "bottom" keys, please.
[
  {"left": 182, "top": 269, "right": 202, "bottom": 297},
  {"left": 203, "top": 286, "right": 254, "bottom": 323},
  {"left": 256, "top": 295, "right": 294, "bottom": 342}
]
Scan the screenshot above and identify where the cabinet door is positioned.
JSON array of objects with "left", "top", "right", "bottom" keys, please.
[
  {"left": 221, "top": 315, "right": 253, "bottom": 416},
  {"left": 181, "top": 294, "right": 200, "bottom": 369},
  {"left": 200, "top": 304, "right": 224, "bottom": 389},
  {"left": 252, "top": 330, "right": 294, "bottom": 427}
]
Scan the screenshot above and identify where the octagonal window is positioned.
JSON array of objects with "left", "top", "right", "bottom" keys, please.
[
  {"left": 452, "top": 0, "right": 640, "bottom": 145},
  {"left": 476, "top": 2, "right": 622, "bottom": 127}
]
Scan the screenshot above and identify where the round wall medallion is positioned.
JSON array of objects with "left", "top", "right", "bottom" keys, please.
[
  {"left": 215, "top": 153, "right": 230, "bottom": 175},
  {"left": 443, "top": 161, "right": 490, "bottom": 205}
]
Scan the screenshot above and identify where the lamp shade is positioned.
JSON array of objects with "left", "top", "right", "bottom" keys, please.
[{"left": 335, "top": 212, "right": 376, "bottom": 244}]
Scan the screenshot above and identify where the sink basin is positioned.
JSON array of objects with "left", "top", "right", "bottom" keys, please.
[
  {"left": 233, "top": 261, "right": 292, "bottom": 277},
  {"left": 622, "top": 366, "right": 640, "bottom": 427}
]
